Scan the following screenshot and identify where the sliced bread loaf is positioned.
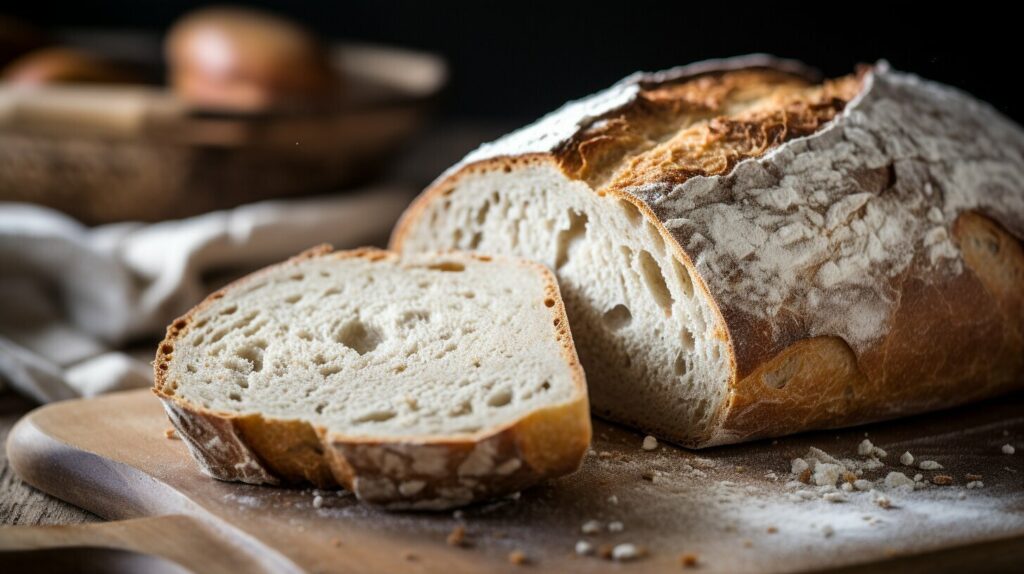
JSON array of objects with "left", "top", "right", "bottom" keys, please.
[
  {"left": 392, "top": 56, "right": 1024, "bottom": 447},
  {"left": 154, "top": 246, "right": 590, "bottom": 509}
]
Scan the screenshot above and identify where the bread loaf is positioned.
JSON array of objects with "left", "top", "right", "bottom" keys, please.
[
  {"left": 392, "top": 56, "right": 1024, "bottom": 447},
  {"left": 155, "top": 246, "right": 590, "bottom": 509},
  {"left": 165, "top": 6, "right": 338, "bottom": 112}
]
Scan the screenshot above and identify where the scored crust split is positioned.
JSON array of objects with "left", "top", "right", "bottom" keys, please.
[
  {"left": 154, "top": 246, "right": 591, "bottom": 509},
  {"left": 392, "top": 55, "right": 1024, "bottom": 447}
]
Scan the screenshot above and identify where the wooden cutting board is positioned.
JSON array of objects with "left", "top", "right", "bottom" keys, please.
[{"left": 2, "top": 389, "right": 1023, "bottom": 573}]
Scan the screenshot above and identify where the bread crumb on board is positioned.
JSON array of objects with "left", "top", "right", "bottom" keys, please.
[
  {"left": 1003, "top": 444, "right": 1016, "bottom": 455},
  {"left": 900, "top": 451, "right": 914, "bottom": 466},
  {"left": 507, "top": 550, "right": 528, "bottom": 565},
  {"left": 858, "top": 439, "right": 887, "bottom": 458},
  {"left": 823, "top": 492, "right": 848, "bottom": 503},
  {"left": 884, "top": 472, "right": 914, "bottom": 489},
  {"left": 966, "top": 481, "right": 985, "bottom": 489},
  {"left": 642, "top": 435, "right": 658, "bottom": 451},
  {"left": 446, "top": 525, "right": 468, "bottom": 547},
  {"left": 164, "top": 428, "right": 179, "bottom": 439},
  {"left": 575, "top": 540, "right": 595, "bottom": 556},
  {"left": 918, "top": 460, "right": 943, "bottom": 470},
  {"left": 932, "top": 475, "right": 954, "bottom": 486},
  {"left": 611, "top": 543, "right": 645, "bottom": 561},
  {"left": 581, "top": 519, "right": 602, "bottom": 534},
  {"left": 680, "top": 553, "right": 699, "bottom": 568},
  {"left": 608, "top": 521, "right": 624, "bottom": 533}
]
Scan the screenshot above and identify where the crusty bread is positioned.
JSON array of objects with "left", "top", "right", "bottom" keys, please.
[
  {"left": 154, "top": 246, "right": 590, "bottom": 509},
  {"left": 391, "top": 56, "right": 1024, "bottom": 447}
]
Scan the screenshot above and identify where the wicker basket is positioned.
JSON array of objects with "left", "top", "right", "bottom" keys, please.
[{"left": 0, "top": 42, "right": 446, "bottom": 224}]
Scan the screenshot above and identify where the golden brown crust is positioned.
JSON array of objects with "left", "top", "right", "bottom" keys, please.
[
  {"left": 708, "top": 212, "right": 1024, "bottom": 445},
  {"left": 154, "top": 245, "right": 591, "bottom": 508},
  {"left": 557, "top": 70, "right": 863, "bottom": 190},
  {"left": 391, "top": 60, "right": 1024, "bottom": 447}
]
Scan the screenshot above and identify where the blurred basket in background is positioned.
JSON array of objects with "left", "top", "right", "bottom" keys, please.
[{"left": 0, "top": 33, "right": 447, "bottom": 225}]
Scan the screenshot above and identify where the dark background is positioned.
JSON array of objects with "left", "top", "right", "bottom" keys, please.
[{"left": 4, "top": 1, "right": 1020, "bottom": 125}]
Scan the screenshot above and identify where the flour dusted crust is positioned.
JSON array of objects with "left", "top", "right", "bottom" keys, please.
[
  {"left": 154, "top": 246, "right": 591, "bottom": 509},
  {"left": 392, "top": 56, "right": 1024, "bottom": 446}
]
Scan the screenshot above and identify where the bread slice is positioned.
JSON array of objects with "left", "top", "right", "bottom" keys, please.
[
  {"left": 154, "top": 246, "right": 590, "bottom": 509},
  {"left": 391, "top": 56, "right": 1024, "bottom": 447}
]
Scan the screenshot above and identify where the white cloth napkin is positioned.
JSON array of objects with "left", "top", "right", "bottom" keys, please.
[{"left": 0, "top": 187, "right": 411, "bottom": 403}]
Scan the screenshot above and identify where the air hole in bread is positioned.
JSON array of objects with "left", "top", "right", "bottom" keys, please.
[
  {"left": 602, "top": 304, "right": 633, "bottom": 331},
  {"left": 453, "top": 228, "right": 463, "bottom": 245},
  {"left": 334, "top": 318, "right": 382, "bottom": 355},
  {"left": 399, "top": 310, "right": 430, "bottom": 326},
  {"left": 394, "top": 364, "right": 407, "bottom": 374},
  {"left": 242, "top": 320, "right": 266, "bottom": 337},
  {"left": 354, "top": 410, "right": 397, "bottom": 424},
  {"left": 315, "top": 402, "right": 327, "bottom": 414},
  {"left": 290, "top": 273, "right": 304, "bottom": 281},
  {"left": 193, "top": 318, "right": 209, "bottom": 330},
  {"left": 228, "top": 392, "right": 241, "bottom": 402},
  {"left": 319, "top": 271, "right": 330, "bottom": 278},
  {"left": 324, "top": 287, "right": 340, "bottom": 296},
  {"left": 320, "top": 365, "right": 342, "bottom": 377},
  {"left": 476, "top": 200, "right": 492, "bottom": 225},
  {"left": 674, "top": 352, "right": 688, "bottom": 376},
  {"left": 186, "top": 364, "right": 197, "bottom": 373},
  {"left": 296, "top": 329, "right": 313, "bottom": 341},
  {"left": 539, "top": 380, "right": 551, "bottom": 392},
  {"left": 285, "top": 294, "right": 302, "bottom": 304},
  {"left": 646, "top": 221, "right": 666, "bottom": 256},
  {"left": 469, "top": 231, "right": 483, "bottom": 249},
  {"left": 681, "top": 328, "right": 695, "bottom": 352},
  {"left": 544, "top": 298, "right": 556, "bottom": 308},
  {"left": 223, "top": 357, "right": 249, "bottom": 374},
  {"left": 450, "top": 400, "right": 473, "bottom": 417},
  {"left": 425, "top": 261, "right": 465, "bottom": 272},
  {"left": 619, "top": 199, "right": 642, "bottom": 225},
  {"left": 555, "top": 210, "right": 588, "bottom": 269},
  {"left": 235, "top": 343, "right": 265, "bottom": 372},
  {"left": 671, "top": 257, "right": 695, "bottom": 299},
  {"left": 461, "top": 291, "right": 476, "bottom": 299},
  {"left": 219, "top": 305, "right": 237, "bottom": 315},
  {"left": 638, "top": 250, "right": 674, "bottom": 316},
  {"left": 231, "top": 311, "right": 259, "bottom": 331},
  {"left": 488, "top": 389, "right": 513, "bottom": 407},
  {"left": 209, "top": 328, "right": 229, "bottom": 344}
]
